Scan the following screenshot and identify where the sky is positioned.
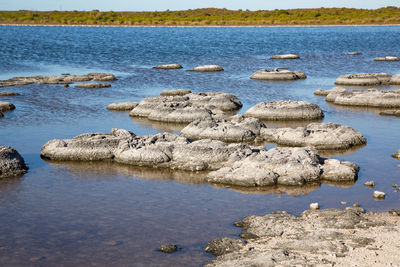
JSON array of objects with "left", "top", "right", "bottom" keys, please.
[{"left": 0, "top": 0, "right": 399, "bottom": 11}]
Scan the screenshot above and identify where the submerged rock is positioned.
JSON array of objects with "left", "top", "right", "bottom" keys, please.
[
  {"left": 317, "top": 87, "right": 400, "bottom": 108},
  {"left": 244, "top": 100, "right": 323, "bottom": 120},
  {"left": 0, "top": 146, "right": 28, "bottom": 178},
  {"left": 0, "top": 73, "right": 116, "bottom": 87},
  {"left": 0, "top": 92, "right": 19, "bottom": 96},
  {"left": 129, "top": 92, "right": 242, "bottom": 123},
  {"left": 374, "top": 56, "right": 400, "bottom": 61},
  {"left": 250, "top": 69, "right": 306, "bottom": 81},
  {"left": 158, "top": 243, "right": 181, "bottom": 253},
  {"left": 270, "top": 54, "right": 300, "bottom": 59},
  {"left": 75, "top": 82, "right": 111, "bottom": 89},
  {"left": 205, "top": 208, "right": 395, "bottom": 267},
  {"left": 0, "top": 101, "right": 15, "bottom": 112},
  {"left": 106, "top": 102, "right": 139, "bottom": 111},
  {"left": 153, "top": 64, "right": 183, "bottom": 69},
  {"left": 335, "top": 73, "right": 392, "bottom": 86},
  {"left": 41, "top": 129, "right": 359, "bottom": 186},
  {"left": 160, "top": 89, "right": 191, "bottom": 96},
  {"left": 187, "top": 65, "right": 224, "bottom": 72}
]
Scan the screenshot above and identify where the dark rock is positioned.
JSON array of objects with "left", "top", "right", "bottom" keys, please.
[
  {"left": 205, "top": 238, "right": 245, "bottom": 256},
  {"left": 0, "top": 92, "right": 19, "bottom": 96},
  {"left": 0, "top": 101, "right": 15, "bottom": 112},
  {"left": 158, "top": 243, "right": 180, "bottom": 253},
  {"left": 0, "top": 146, "right": 28, "bottom": 178}
]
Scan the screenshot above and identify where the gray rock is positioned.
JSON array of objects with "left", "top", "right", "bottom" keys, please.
[
  {"left": 250, "top": 69, "right": 306, "bottom": 81},
  {"left": 374, "top": 56, "right": 400, "bottom": 61},
  {"left": 0, "top": 92, "right": 19, "bottom": 96},
  {"left": 270, "top": 54, "right": 300, "bottom": 59},
  {"left": 320, "top": 87, "right": 400, "bottom": 108},
  {"left": 153, "top": 64, "right": 183, "bottom": 69},
  {"left": 41, "top": 129, "right": 359, "bottom": 187},
  {"left": 379, "top": 110, "right": 400, "bottom": 117},
  {"left": 160, "top": 89, "right": 191, "bottom": 96},
  {"left": 0, "top": 101, "right": 15, "bottom": 112},
  {"left": 334, "top": 73, "right": 392, "bottom": 86},
  {"left": 106, "top": 102, "right": 139, "bottom": 111},
  {"left": 244, "top": 100, "right": 323, "bottom": 120},
  {"left": 75, "top": 82, "right": 111, "bottom": 89},
  {"left": 87, "top": 73, "right": 117, "bottom": 81},
  {"left": 205, "top": 238, "right": 245, "bottom": 256},
  {"left": 0, "top": 146, "right": 28, "bottom": 178},
  {"left": 314, "top": 86, "right": 346, "bottom": 96},
  {"left": 158, "top": 243, "right": 180, "bottom": 253},
  {"left": 187, "top": 65, "right": 224, "bottom": 72}
]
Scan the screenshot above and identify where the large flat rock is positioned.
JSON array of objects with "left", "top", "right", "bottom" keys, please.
[
  {"left": 250, "top": 69, "right": 306, "bottom": 81},
  {"left": 334, "top": 73, "right": 392, "bottom": 86},
  {"left": 0, "top": 146, "right": 28, "bottom": 178}
]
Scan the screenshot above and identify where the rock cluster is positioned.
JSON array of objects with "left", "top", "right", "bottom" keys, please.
[
  {"left": 315, "top": 87, "right": 400, "bottom": 108},
  {"left": 75, "top": 82, "right": 111, "bottom": 89},
  {"left": 187, "top": 65, "right": 224, "bottom": 72},
  {"left": 0, "top": 146, "right": 28, "bottom": 178},
  {"left": 106, "top": 102, "right": 139, "bottom": 111},
  {"left": 270, "top": 54, "right": 300, "bottom": 59},
  {"left": 0, "top": 73, "right": 117, "bottom": 87},
  {"left": 244, "top": 100, "right": 323, "bottom": 120},
  {"left": 374, "top": 56, "right": 400, "bottom": 61},
  {"left": 129, "top": 91, "right": 242, "bottom": 123},
  {"left": 250, "top": 69, "right": 306, "bottom": 81},
  {"left": 153, "top": 64, "right": 183, "bottom": 69},
  {"left": 334, "top": 73, "right": 392, "bottom": 86},
  {"left": 40, "top": 129, "right": 359, "bottom": 187},
  {"left": 205, "top": 208, "right": 399, "bottom": 266}
]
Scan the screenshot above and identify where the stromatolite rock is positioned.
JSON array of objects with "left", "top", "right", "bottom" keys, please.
[
  {"left": 160, "top": 89, "right": 191, "bottom": 96},
  {"left": 244, "top": 100, "right": 323, "bottom": 120},
  {"left": 153, "top": 64, "right": 183, "bottom": 69},
  {"left": 0, "top": 73, "right": 116, "bottom": 87},
  {"left": 0, "top": 146, "right": 28, "bottom": 178},
  {"left": 314, "top": 86, "right": 346, "bottom": 96},
  {"left": 158, "top": 243, "right": 181, "bottom": 253},
  {"left": 374, "top": 56, "right": 400, "bottom": 61},
  {"left": 187, "top": 65, "right": 224, "bottom": 72},
  {"left": 129, "top": 92, "right": 242, "bottom": 123},
  {"left": 317, "top": 87, "right": 400, "bottom": 108},
  {"left": 106, "top": 102, "right": 139, "bottom": 111},
  {"left": 0, "top": 101, "right": 15, "bottom": 112},
  {"left": 379, "top": 110, "right": 400, "bottom": 117},
  {"left": 75, "top": 82, "right": 111, "bottom": 89},
  {"left": 347, "top": 52, "right": 362, "bottom": 55},
  {"left": 334, "top": 73, "right": 392, "bottom": 86},
  {"left": 390, "top": 74, "right": 400, "bottom": 85},
  {"left": 0, "top": 92, "right": 19, "bottom": 96},
  {"left": 205, "top": 238, "right": 245, "bottom": 256},
  {"left": 250, "top": 69, "right": 306, "bottom": 81},
  {"left": 41, "top": 129, "right": 359, "bottom": 186},
  {"left": 205, "top": 208, "right": 390, "bottom": 267},
  {"left": 270, "top": 54, "right": 300, "bottom": 59}
]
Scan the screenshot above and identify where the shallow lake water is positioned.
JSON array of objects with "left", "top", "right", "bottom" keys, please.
[{"left": 0, "top": 25, "right": 400, "bottom": 266}]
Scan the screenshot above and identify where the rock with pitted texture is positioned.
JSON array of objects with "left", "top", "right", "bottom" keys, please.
[
  {"left": 250, "top": 69, "right": 306, "bottom": 81},
  {"left": 160, "top": 89, "right": 191, "bottom": 96},
  {"left": 0, "top": 146, "right": 28, "bottom": 178},
  {"left": 335, "top": 73, "right": 392, "bottom": 86},
  {"left": 106, "top": 102, "right": 139, "bottom": 111},
  {"left": 244, "top": 100, "right": 323, "bottom": 121},
  {"left": 153, "top": 64, "right": 183, "bottom": 69},
  {"left": 270, "top": 54, "right": 300, "bottom": 59},
  {"left": 75, "top": 82, "right": 111, "bottom": 89},
  {"left": 205, "top": 238, "right": 245, "bottom": 256},
  {"left": 188, "top": 65, "right": 224, "bottom": 72}
]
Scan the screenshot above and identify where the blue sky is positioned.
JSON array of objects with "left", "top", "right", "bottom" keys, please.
[{"left": 0, "top": 0, "right": 399, "bottom": 11}]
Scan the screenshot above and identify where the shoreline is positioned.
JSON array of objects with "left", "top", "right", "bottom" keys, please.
[{"left": 1, "top": 23, "right": 400, "bottom": 28}]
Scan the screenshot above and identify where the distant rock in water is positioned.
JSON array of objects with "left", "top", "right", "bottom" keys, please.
[
  {"left": 0, "top": 101, "right": 15, "bottom": 112},
  {"left": 158, "top": 243, "right": 181, "bottom": 253},
  {"left": 347, "top": 52, "right": 362, "bottom": 55},
  {"left": 250, "top": 69, "right": 306, "bottom": 81},
  {"left": 244, "top": 100, "right": 323, "bottom": 121},
  {"left": 153, "top": 64, "right": 183, "bottom": 69},
  {"left": 187, "top": 65, "right": 224, "bottom": 72},
  {"left": 160, "top": 89, "right": 191, "bottom": 96},
  {"left": 0, "top": 146, "right": 28, "bottom": 178},
  {"left": 107, "top": 102, "right": 139, "bottom": 111},
  {"left": 0, "top": 92, "right": 19, "bottom": 96},
  {"left": 335, "top": 73, "right": 392, "bottom": 86},
  {"left": 40, "top": 128, "right": 359, "bottom": 187},
  {"left": 75, "top": 82, "right": 111, "bottom": 89},
  {"left": 374, "top": 56, "right": 400, "bottom": 61},
  {"left": 270, "top": 54, "right": 300, "bottom": 59},
  {"left": 0, "top": 73, "right": 117, "bottom": 87}
]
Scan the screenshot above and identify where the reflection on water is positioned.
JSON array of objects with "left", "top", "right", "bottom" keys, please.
[{"left": 130, "top": 116, "right": 188, "bottom": 133}]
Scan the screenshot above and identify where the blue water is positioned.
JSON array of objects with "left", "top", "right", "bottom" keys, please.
[{"left": 0, "top": 25, "right": 400, "bottom": 266}]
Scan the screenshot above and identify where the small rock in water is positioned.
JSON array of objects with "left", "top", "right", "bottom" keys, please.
[
  {"left": 340, "top": 201, "right": 347, "bottom": 205},
  {"left": 373, "top": 191, "right": 386, "bottom": 200},
  {"left": 389, "top": 209, "right": 400, "bottom": 216},
  {"left": 158, "top": 243, "right": 180, "bottom": 253},
  {"left": 64, "top": 84, "right": 69, "bottom": 88},
  {"left": 0, "top": 91, "right": 19, "bottom": 96},
  {"left": 392, "top": 184, "right": 398, "bottom": 188},
  {"left": 310, "top": 203, "right": 319, "bottom": 210},
  {"left": 364, "top": 181, "right": 375, "bottom": 187},
  {"left": 353, "top": 203, "right": 361, "bottom": 207},
  {"left": 347, "top": 52, "right": 362, "bottom": 55},
  {"left": 29, "top": 256, "right": 46, "bottom": 262},
  {"left": 105, "top": 240, "right": 123, "bottom": 246}
]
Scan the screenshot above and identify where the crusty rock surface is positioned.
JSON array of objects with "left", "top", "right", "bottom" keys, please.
[
  {"left": 0, "top": 146, "right": 28, "bottom": 178},
  {"left": 250, "top": 69, "right": 306, "bottom": 81},
  {"left": 153, "top": 64, "right": 183, "bottom": 69},
  {"left": 390, "top": 74, "right": 400, "bottom": 85},
  {"left": 334, "top": 73, "right": 392, "bottom": 86},
  {"left": 129, "top": 92, "right": 242, "bottom": 123},
  {"left": 187, "top": 65, "right": 224, "bottom": 72},
  {"left": 314, "top": 86, "right": 346, "bottom": 96},
  {"left": 205, "top": 208, "right": 400, "bottom": 267},
  {"left": 106, "top": 102, "right": 139, "bottom": 111},
  {"left": 0, "top": 73, "right": 116, "bottom": 87},
  {"left": 244, "top": 100, "right": 323, "bottom": 120},
  {"left": 0, "top": 92, "right": 19, "bottom": 96},
  {"left": 160, "top": 89, "right": 191, "bottom": 96},
  {"left": 270, "top": 54, "right": 300, "bottom": 59},
  {"left": 75, "top": 82, "right": 111, "bottom": 89},
  {"left": 374, "top": 56, "right": 400, "bottom": 61},
  {"left": 41, "top": 129, "right": 359, "bottom": 186},
  {"left": 0, "top": 101, "right": 15, "bottom": 112},
  {"left": 205, "top": 238, "right": 245, "bottom": 256},
  {"left": 317, "top": 87, "right": 400, "bottom": 108}
]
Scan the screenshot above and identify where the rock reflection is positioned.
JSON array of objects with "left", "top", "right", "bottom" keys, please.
[
  {"left": 260, "top": 118, "right": 323, "bottom": 128},
  {"left": 130, "top": 117, "right": 187, "bottom": 132}
]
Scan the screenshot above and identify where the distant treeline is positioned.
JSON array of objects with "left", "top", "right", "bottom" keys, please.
[{"left": 1, "top": 7, "right": 400, "bottom": 26}]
